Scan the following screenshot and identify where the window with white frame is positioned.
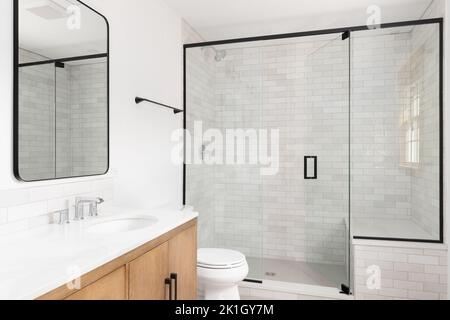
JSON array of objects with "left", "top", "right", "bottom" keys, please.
[{"left": 401, "top": 83, "right": 421, "bottom": 167}]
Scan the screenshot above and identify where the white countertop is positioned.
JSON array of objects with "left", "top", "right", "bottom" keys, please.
[{"left": 0, "top": 206, "right": 198, "bottom": 300}]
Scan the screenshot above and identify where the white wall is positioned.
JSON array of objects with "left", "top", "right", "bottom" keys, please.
[
  {"left": 84, "top": 0, "right": 184, "bottom": 210},
  {"left": 0, "top": 0, "right": 184, "bottom": 211},
  {"left": 190, "top": 2, "right": 435, "bottom": 41}
]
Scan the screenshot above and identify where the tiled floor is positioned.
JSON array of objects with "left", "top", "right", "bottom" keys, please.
[{"left": 246, "top": 257, "right": 347, "bottom": 288}]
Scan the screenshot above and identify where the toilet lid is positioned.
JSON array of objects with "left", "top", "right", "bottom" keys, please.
[{"left": 198, "top": 248, "right": 246, "bottom": 269}]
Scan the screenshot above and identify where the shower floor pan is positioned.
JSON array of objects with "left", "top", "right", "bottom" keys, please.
[{"left": 240, "top": 257, "right": 352, "bottom": 300}]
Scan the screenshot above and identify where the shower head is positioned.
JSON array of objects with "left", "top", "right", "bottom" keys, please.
[
  {"left": 200, "top": 47, "right": 227, "bottom": 62},
  {"left": 215, "top": 50, "right": 227, "bottom": 62}
]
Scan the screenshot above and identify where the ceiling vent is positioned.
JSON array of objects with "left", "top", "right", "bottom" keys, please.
[{"left": 26, "top": 0, "right": 69, "bottom": 20}]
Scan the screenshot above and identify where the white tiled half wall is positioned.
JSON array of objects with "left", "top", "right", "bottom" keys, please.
[{"left": 354, "top": 242, "right": 447, "bottom": 300}]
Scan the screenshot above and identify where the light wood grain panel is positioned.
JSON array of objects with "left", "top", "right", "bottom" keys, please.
[
  {"left": 128, "top": 242, "right": 169, "bottom": 300},
  {"left": 65, "top": 267, "right": 126, "bottom": 300},
  {"left": 169, "top": 225, "right": 197, "bottom": 300}
]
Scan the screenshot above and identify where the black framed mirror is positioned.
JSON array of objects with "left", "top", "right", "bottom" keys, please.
[{"left": 13, "top": 0, "right": 109, "bottom": 182}]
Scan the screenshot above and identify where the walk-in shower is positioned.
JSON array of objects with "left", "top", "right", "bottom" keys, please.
[{"left": 184, "top": 19, "right": 443, "bottom": 294}]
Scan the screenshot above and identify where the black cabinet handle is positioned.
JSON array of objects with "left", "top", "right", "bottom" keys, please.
[
  {"left": 165, "top": 278, "right": 172, "bottom": 300},
  {"left": 304, "top": 156, "right": 318, "bottom": 179},
  {"left": 170, "top": 273, "right": 178, "bottom": 300}
]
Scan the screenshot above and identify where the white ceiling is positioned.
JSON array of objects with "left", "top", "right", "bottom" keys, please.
[
  {"left": 165, "top": 0, "right": 435, "bottom": 40},
  {"left": 19, "top": 0, "right": 107, "bottom": 61}
]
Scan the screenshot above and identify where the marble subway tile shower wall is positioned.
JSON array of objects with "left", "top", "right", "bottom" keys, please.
[
  {"left": 187, "top": 37, "right": 351, "bottom": 265},
  {"left": 69, "top": 61, "right": 108, "bottom": 177},
  {"left": 184, "top": 23, "right": 217, "bottom": 249},
  {"left": 185, "top": 14, "right": 444, "bottom": 297},
  {"left": 18, "top": 51, "right": 55, "bottom": 181},
  {"left": 351, "top": 23, "right": 441, "bottom": 240}
]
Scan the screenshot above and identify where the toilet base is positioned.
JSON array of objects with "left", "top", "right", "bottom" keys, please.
[{"left": 202, "top": 284, "right": 241, "bottom": 300}]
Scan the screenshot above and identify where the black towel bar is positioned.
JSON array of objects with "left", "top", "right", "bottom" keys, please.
[{"left": 135, "top": 97, "right": 183, "bottom": 114}]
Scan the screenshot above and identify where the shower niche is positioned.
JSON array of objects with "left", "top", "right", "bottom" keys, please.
[{"left": 184, "top": 19, "right": 443, "bottom": 293}]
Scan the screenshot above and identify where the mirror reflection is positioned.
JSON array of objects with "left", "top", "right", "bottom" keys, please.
[{"left": 16, "top": 0, "right": 109, "bottom": 181}]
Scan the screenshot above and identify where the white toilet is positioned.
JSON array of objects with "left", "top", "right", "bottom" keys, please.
[{"left": 197, "top": 248, "right": 249, "bottom": 300}]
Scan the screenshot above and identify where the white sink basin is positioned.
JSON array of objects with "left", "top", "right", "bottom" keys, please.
[{"left": 85, "top": 216, "right": 158, "bottom": 234}]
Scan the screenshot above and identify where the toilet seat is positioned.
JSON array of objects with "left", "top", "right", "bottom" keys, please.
[
  {"left": 197, "top": 248, "right": 249, "bottom": 300},
  {"left": 197, "top": 248, "right": 247, "bottom": 270}
]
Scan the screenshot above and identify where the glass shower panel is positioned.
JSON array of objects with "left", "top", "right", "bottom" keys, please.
[
  {"left": 185, "top": 44, "right": 264, "bottom": 280},
  {"left": 351, "top": 24, "right": 441, "bottom": 241},
  {"left": 303, "top": 34, "right": 350, "bottom": 289},
  {"left": 257, "top": 34, "right": 350, "bottom": 289}
]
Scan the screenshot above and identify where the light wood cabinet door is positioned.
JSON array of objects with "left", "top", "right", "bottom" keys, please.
[
  {"left": 128, "top": 242, "right": 170, "bottom": 300},
  {"left": 169, "top": 226, "right": 197, "bottom": 300},
  {"left": 65, "top": 267, "right": 126, "bottom": 300}
]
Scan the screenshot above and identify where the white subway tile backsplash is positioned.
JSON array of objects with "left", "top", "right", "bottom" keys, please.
[
  {"left": 47, "top": 198, "right": 72, "bottom": 213},
  {"left": 29, "top": 185, "right": 65, "bottom": 202},
  {"left": 0, "top": 177, "right": 114, "bottom": 235},
  {"left": 0, "top": 189, "right": 31, "bottom": 208},
  {"left": 7, "top": 201, "right": 48, "bottom": 222},
  {"left": 0, "top": 208, "right": 7, "bottom": 225},
  {"left": 63, "top": 181, "right": 94, "bottom": 196}
]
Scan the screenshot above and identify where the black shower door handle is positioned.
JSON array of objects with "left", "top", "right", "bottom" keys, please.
[{"left": 304, "top": 156, "right": 318, "bottom": 180}]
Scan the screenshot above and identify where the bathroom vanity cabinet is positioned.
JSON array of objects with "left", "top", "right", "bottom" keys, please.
[{"left": 38, "top": 220, "right": 197, "bottom": 300}]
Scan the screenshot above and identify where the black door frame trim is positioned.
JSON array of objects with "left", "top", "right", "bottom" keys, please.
[
  {"left": 184, "top": 18, "right": 442, "bottom": 48},
  {"left": 13, "top": 0, "right": 110, "bottom": 182},
  {"left": 183, "top": 17, "right": 444, "bottom": 246}
]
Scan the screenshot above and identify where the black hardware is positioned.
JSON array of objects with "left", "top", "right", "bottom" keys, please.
[
  {"left": 243, "top": 279, "right": 263, "bottom": 284},
  {"left": 170, "top": 273, "right": 178, "bottom": 300},
  {"left": 340, "top": 284, "right": 352, "bottom": 295},
  {"left": 304, "top": 156, "right": 318, "bottom": 180},
  {"left": 342, "top": 31, "right": 350, "bottom": 40},
  {"left": 135, "top": 97, "right": 183, "bottom": 114},
  {"left": 165, "top": 278, "right": 172, "bottom": 300},
  {"left": 55, "top": 61, "right": 65, "bottom": 69}
]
